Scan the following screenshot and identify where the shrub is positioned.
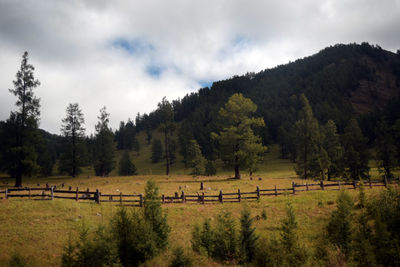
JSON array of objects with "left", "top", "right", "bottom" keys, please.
[
  {"left": 239, "top": 207, "right": 258, "bottom": 263},
  {"left": 118, "top": 150, "right": 137, "bottom": 176},
  {"left": 204, "top": 160, "right": 217, "bottom": 176},
  {"left": 327, "top": 190, "right": 354, "bottom": 257},
  {"left": 169, "top": 247, "right": 193, "bottom": 267}
]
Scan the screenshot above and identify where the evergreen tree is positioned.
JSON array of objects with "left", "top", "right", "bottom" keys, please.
[
  {"left": 144, "top": 180, "right": 170, "bottom": 250},
  {"left": 151, "top": 138, "right": 163, "bottom": 163},
  {"left": 59, "top": 103, "right": 86, "bottom": 177},
  {"left": 157, "top": 97, "right": 176, "bottom": 175},
  {"left": 118, "top": 150, "right": 137, "bottom": 176},
  {"left": 239, "top": 207, "right": 258, "bottom": 263},
  {"left": 375, "top": 120, "right": 397, "bottom": 181},
  {"left": 294, "top": 94, "right": 326, "bottom": 179},
  {"left": 186, "top": 139, "right": 206, "bottom": 175},
  {"left": 204, "top": 160, "right": 217, "bottom": 176},
  {"left": 280, "top": 202, "right": 308, "bottom": 266},
  {"left": 327, "top": 191, "right": 354, "bottom": 257},
  {"left": 322, "top": 120, "right": 344, "bottom": 180},
  {"left": 93, "top": 107, "right": 116, "bottom": 176},
  {"left": 7, "top": 51, "right": 41, "bottom": 187},
  {"left": 342, "top": 118, "right": 370, "bottom": 180},
  {"left": 212, "top": 93, "right": 267, "bottom": 179}
]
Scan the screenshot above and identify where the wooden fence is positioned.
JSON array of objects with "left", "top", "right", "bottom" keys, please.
[{"left": 0, "top": 179, "right": 396, "bottom": 206}]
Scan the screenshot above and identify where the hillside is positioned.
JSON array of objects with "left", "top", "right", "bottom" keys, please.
[{"left": 135, "top": 43, "right": 400, "bottom": 157}]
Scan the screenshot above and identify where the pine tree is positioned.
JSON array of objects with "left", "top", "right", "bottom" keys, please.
[
  {"left": 375, "top": 120, "right": 397, "bottom": 181},
  {"left": 157, "top": 97, "right": 176, "bottom": 175},
  {"left": 322, "top": 120, "right": 344, "bottom": 180},
  {"left": 151, "top": 138, "right": 163, "bottom": 163},
  {"left": 327, "top": 191, "right": 354, "bottom": 257},
  {"left": 212, "top": 93, "right": 267, "bottom": 179},
  {"left": 7, "top": 51, "right": 41, "bottom": 187},
  {"left": 93, "top": 107, "right": 116, "bottom": 176},
  {"left": 239, "top": 207, "right": 258, "bottom": 263},
  {"left": 294, "top": 94, "right": 326, "bottom": 179},
  {"left": 186, "top": 139, "right": 206, "bottom": 175},
  {"left": 59, "top": 103, "right": 86, "bottom": 177},
  {"left": 342, "top": 118, "right": 370, "bottom": 180},
  {"left": 144, "top": 180, "right": 170, "bottom": 250},
  {"left": 118, "top": 150, "right": 137, "bottom": 176}
]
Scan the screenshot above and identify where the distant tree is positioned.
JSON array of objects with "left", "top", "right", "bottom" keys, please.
[
  {"left": 178, "top": 122, "right": 195, "bottom": 168},
  {"left": 7, "top": 51, "right": 41, "bottom": 187},
  {"left": 342, "top": 118, "right": 370, "bottom": 180},
  {"left": 294, "top": 94, "right": 327, "bottom": 179},
  {"left": 157, "top": 97, "right": 176, "bottom": 175},
  {"left": 93, "top": 107, "right": 116, "bottom": 176},
  {"left": 212, "top": 93, "right": 267, "bottom": 179},
  {"left": 186, "top": 139, "right": 206, "bottom": 175},
  {"left": 59, "top": 103, "right": 86, "bottom": 177},
  {"left": 118, "top": 150, "right": 137, "bottom": 176},
  {"left": 151, "top": 138, "right": 163, "bottom": 163},
  {"left": 204, "top": 160, "right": 217, "bottom": 176},
  {"left": 375, "top": 120, "right": 397, "bottom": 181},
  {"left": 322, "top": 120, "right": 344, "bottom": 180}
]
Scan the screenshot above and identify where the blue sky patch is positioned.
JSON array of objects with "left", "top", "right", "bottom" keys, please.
[{"left": 112, "top": 38, "right": 154, "bottom": 55}]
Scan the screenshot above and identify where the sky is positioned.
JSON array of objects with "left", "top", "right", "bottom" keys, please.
[{"left": 0, "top": 0, "right": 399, "bottom": 134}]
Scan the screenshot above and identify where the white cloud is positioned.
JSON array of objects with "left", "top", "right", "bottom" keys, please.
[{"left": 0, "top": 0, "right": 399, "bottom": 134}]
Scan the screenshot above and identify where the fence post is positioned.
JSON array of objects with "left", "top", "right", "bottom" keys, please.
[
  {"left": 201, "top": 192, "right": 205, "bottom": 204},
  {"left": 306, "top": 183, "right": 309, "bottom": 191},
  {"left": 51, "top": 187, "right": 54, "bottom": 200},
  {"left": 238, "top": 189, "right": 241, "bottom": 202},
  {"left": 384, "top": 177, "right": 388, "bottom": 188},
  {"left": 120, "top": 192, "right": 123, "bottom": 205},
  {"left": 353, "top": 180, "right": 357, "bottom": 189},
  {"left": 219, "top": 190, "right": 223, "bottom": 203},
  {"left": 181, "top": 191, "right": 185, "bottom": 203},
  {"left": 320, "top": 181, "right": 325, "bottom": 190},
  {"left": 292, "top": 182, "right": 296, "bottom": 195},
  {"left": 274, "top": 185, "right": 278, "bottom": 196},
  {"left": 369, "top": 179, "right": 372, "bottom": 189},
  {"left": 95, "top": 189, "right": 100, "bottom": 204},
  {"left": 256, "top": 186, "right": 260, "bottom": 200},
  {"left": 139, "top": 194, "right": 143, "bottom": 207},
  {"left": 162, "top": 194, "right": 165, "bottom": 204},
  {"left": 29, "top": 187, "right": 32, "bottom": 200},
  {"left": 5, "top": 188, "right": 8, "bottom": 199},
  {"left": 76, "top": 187, "right": 79, "bottom": 201},
  {"left": 200, "top": 182, "right": 204, "bottom": 190},
  {"left": 338, "top": 181, "right": 341, "bottom": 190}
]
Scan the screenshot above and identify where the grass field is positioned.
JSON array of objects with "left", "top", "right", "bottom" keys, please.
[{"left": 0, "top": 140, "right": 395, "bottom": 266}]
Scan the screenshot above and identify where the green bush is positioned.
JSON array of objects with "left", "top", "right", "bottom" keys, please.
[
  {"left": 239, "top": 207, "right": 258, "bottom": 263},
  {"left": 169, "top": 247, "right": 193, "bottom": 267}
]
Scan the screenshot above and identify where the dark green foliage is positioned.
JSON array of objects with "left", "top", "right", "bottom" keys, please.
[
  {"left": 239, "top": 207, "right": 258, "bottom": 263},
  {"left": 322, "top": 120, "right": 344, "bottom": 180},
  {"left": 144, "top": 179, "right": 170, "bottom": 250},
  {"left": 118, "top": 150, "right": 137, "bottom": 176},
  {"left": 169, "top": 247, "right": 193, "bottom": 267},
  {"left": 212, "top": 93, "right": 267, "bottom": 179},
  {"left": 115, "top": 119, "right": 139, "bottom": 151},
  {"left": 61, "top": 224, "right": 120, "bottom": 267},
  {"left": 186, "top": 139, "right": 206, "bottom": 175},
  {"left": 151, "top": 138, "right": 163, "bottom": 163},
  {"left": 204, "top": 160, "right": 217, "bottom": 176},
  {"left": 157, "top": 97, "right": 176, "bottom": 175},
  {"left": 59, "top": 103, "right": 86, "bottom": 177},
  {"left": 280, "top": 202, "right": 308, "bottom": 266},
  {"left": 210, "top": 212, "right": 239, "bottom": 262},
  {"left": 191, "top": 219, "right": 214, "bottom": 256},
  {"left": 327, "top": 190, "right": 354, "bottom": 257},
  {"left": 294, "top": 94, "right": 327, "bottom": 179},
  {"left": 7, "top": 51, "right": 41, "bottom": 187},
  {"left": 252, "top": 237, "right": 283, "bottom": 267},
  {"left": 342, "top": 118, "right": 370, "bottom": 180},
  {"left": 93, "top": 107, "right": 116, "bottom": 176},
  {"left": 9, "top": 252, "right": 28, "bottom": 267},
  {"left": 261, "top": 208, "right": 267, "bottom": 220},
  {"left": 375, "top": 119, "right": 397, "bottom": 180},
  {"left": 112, "top": 208, "right": 157, "bottom": 266}
]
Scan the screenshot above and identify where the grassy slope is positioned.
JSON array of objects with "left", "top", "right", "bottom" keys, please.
[{"left": 0, "top": 134, "right": 394, "bottom": 266}]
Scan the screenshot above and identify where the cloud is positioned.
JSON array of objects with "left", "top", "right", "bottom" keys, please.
[{"left": 0, "top": 0, "right": 399, "bottom": 134}]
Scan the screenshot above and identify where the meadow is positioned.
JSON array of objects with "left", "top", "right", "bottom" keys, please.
[{"left": 0, "top": 142, "right": 392, "bottom": 266}]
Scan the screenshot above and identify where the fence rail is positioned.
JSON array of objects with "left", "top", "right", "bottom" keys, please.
[{"left": 1, "top": 178, "right": 397, "bottom": 205}]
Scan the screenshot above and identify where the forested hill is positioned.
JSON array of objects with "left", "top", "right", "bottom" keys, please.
[{"left": 135, "top": 43, "right": 400, "bottom": 157}]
